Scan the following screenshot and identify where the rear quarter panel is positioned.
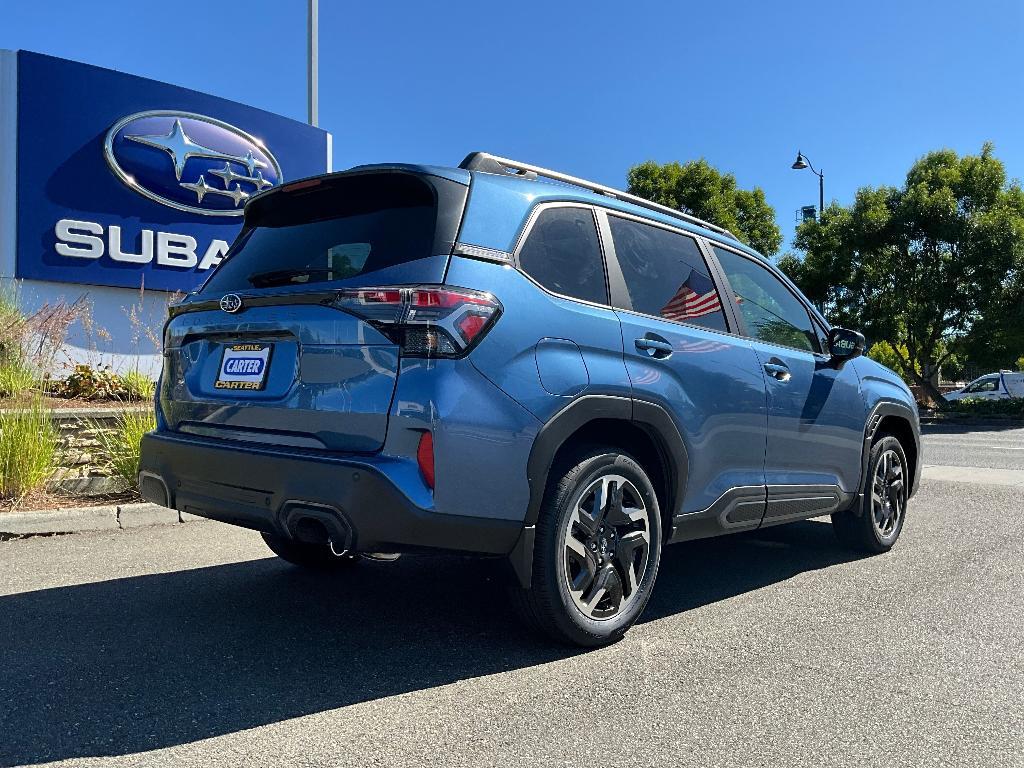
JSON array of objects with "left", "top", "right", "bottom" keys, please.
[
  {"left": 445, "top": 257, "right": 632, "bottom": 423},
  {"left": 383, "top": 357, "right": 540, "bottom": 522}
]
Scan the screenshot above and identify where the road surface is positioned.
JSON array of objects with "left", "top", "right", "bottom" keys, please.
[{"left": 1, "top": 427, "right": 1022, "bottom": 767}]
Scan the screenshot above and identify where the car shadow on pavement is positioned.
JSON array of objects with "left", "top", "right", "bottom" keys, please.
[{"left": 0, "top": 519, "right": 860, "bottom": 765}]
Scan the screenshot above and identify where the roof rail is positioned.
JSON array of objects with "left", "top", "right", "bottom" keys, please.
[{"left": 459, "top": 152, "right": 739, "bottom": 241}]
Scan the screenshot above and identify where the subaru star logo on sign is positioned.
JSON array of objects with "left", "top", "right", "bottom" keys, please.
[
  {"left": 104, "top": 111, "right": 283, "bottom": 217},
  {"left": 13, "top": 51, "right": 330, "bottom": 292}
]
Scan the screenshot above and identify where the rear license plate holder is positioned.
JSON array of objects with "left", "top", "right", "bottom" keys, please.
[{"left": 215, "top": 343, "right": 273, "bottom": 391}]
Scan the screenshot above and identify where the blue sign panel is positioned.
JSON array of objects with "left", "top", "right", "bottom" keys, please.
[{"left": 16, "top": 51, "right": 330, "bottom": 292}]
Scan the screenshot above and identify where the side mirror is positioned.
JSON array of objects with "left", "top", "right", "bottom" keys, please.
[{"left": 827, "top": 327, "right": 865, "bottom": 362}]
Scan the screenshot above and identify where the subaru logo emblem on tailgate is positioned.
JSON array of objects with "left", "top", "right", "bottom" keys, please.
[
  {"left": 220, "top": 294, "right": 243, "bottom": 313},
  {"left": 104, "top": 110, "right": 283, "bottom": 217}
]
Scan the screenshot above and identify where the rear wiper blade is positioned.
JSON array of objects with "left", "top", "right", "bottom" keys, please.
[{"left": 247, "top": 268, "right": 334, "bottom": 288}]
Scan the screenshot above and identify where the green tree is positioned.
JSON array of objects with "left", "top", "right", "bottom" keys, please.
[
  {"left": 956, "top": 275, "right": 1024, "bottom": 372},
  {"left": 627, "top": 159, "right": 783, "bottom": 256},
  {"left": 780, "top": 143, "right": 1024, "bottom": 403},
  {"left": 866, "top": 340, "right": 914, "bottom": 383}
]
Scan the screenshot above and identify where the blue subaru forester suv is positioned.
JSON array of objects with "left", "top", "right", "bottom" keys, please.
[{"left": 139, "top": 152, "right": 921, "bottom": 646}]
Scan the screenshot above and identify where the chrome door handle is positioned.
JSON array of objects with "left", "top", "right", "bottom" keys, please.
[
  {"left": 763, "top": 362, "right": 791, "bottom": 381},
  {"left": 635, "top": 337, "right": 673, "bottom": 358}
]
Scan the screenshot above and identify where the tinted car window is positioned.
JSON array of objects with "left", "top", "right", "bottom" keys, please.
[
  {"left": 965, "top": 376, "right": 999, "bottom": 393},
  {"left": 518, "top": 207, "right": 608, "bottom": 304},
  {"left": 713, "top": 246, "right": 819, "bottom": 352},
  {"left": 608, "top": 216, "right": 728, "bottom": 333},
  {"left": 201, "top": 173, "right": 461, "bottom": 293}
]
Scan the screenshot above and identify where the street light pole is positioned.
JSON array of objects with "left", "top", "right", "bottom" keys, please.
[
  {"left": 791, "top": 151, "right": 824, "bottom": 219},
  {"left": 817, "top": 170, "right": 823, "bottom": 219},
  {"left": 307, "top": 0, "right": 318, "bottom": 126}
]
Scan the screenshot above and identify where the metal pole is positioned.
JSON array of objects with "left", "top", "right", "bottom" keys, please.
[
  {"left": 307, "top": 0, "right": 318, "bottom": 126},
  {"left": 818, "top": 171, "right": 824, "bottom": 220}
]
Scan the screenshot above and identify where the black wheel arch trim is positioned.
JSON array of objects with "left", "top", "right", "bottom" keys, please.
[
  {"left": 859, "top": 399, "right": 922, "bottom": 507},
  {"left": 524, "top": 395, "right": 689, "bottom": 528},
  {"left": 511, "top": 394, "right": 688, "bottom": 588}
]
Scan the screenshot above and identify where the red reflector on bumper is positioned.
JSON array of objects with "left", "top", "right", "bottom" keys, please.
[{"left": 417, "top": 431, "right": 435, "bottom": 490}]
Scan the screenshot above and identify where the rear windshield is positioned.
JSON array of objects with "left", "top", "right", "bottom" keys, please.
[{"left": 199, "top": 172, "right": 465, "bottom": 293}]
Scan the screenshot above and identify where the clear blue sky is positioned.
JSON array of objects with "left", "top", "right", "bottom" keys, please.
[{"left": 3, "top": 0, "right": 1022, "bottom": 253}]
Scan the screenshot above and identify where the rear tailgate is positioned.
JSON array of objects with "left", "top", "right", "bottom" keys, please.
[
  {"left": 160, "top": 168, "right": 469, "bottom": 453},
  {"left": 162, "top": 301, "right": 399, "bottom": 452}
]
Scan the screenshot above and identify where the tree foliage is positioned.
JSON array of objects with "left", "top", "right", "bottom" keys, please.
[
  {"left": 779, "top": 143, "right": 1024, "bottom": 402},
  {"left": 627, "top": 159, "right": 783, "bottom": 256},
  {"left": 866, "top": 340, "right": 915, "bottom": 382},
  {"left": 958, "top": 273, "right": 1024, "bottom": 372}
]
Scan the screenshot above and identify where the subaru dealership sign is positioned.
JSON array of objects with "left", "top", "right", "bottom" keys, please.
[
  {"left": 7, "top": 50, "right": 330, "bottom": 292},
  {"left": 104, "top": 111, "right": 284, "bottom": 217}
]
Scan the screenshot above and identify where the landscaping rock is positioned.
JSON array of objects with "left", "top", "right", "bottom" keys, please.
[{"left": 49, "top": 475, "right": 125, "bottom": 496}]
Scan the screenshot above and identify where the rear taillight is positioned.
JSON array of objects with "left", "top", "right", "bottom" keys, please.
[{"left": 333, "top": 285, "right": 501, "bottom": 358}]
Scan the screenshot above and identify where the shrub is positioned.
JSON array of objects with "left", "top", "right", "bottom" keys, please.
[
  {"left": 0, "top": 291, "right": 26, "bottom": 366},
  {"left": 121, "top": 369, "right": 156, "bottom": 401},
  {"left": 54, "top": 364, "right": 125, "bottom": 400},
  {"left": 0, "top": 359, "right": 37, "bottom": 398},
  {"left": 92, "top": 408, "right": 157, "bottom": 490},
  {"left": 0, "top": 286, "right": 87, "bottom": 374},
  {"left": 0, "top": 291, "right": 39, "bottom": 399},
  {"left": 0, "top": 399, "right": 57, "bottom": 498},
  {"left": 866, "top": 340, "right": 914, "bottom": 383},
  {"left": 938, "top": 397, "right": 1024, "bottom": 418}
]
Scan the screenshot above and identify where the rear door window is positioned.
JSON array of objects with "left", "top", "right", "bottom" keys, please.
[
  {"left": 517, "top": 207, "right": 608, "bottom": 304},
  {"left": 712, "top": 246, "right": 820, "bottom": 352},
  {"left": 608, "top": 215, "right": 729, "bottom": 333}
]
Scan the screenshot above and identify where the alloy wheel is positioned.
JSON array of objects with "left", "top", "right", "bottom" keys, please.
[
  {"left": 871, "top": 448, "right": 906, "bottom": 541},
  {"left": 562, "top": 474, "right": 651, "bottom": 621}
]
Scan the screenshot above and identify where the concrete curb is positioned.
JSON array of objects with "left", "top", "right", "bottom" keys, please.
[
  {"left": 921, "top": 465, "right": 1024, "bottom": 488},
  {"left": 0, "top": 502, "right": 200, "bottom": 538},
  {"left": 920, "top": 415, "right": 1024, "bottom": 427}
]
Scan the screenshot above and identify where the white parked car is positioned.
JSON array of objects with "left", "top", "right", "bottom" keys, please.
[{"left": 944, "top": 371, "right": 1024, "bottom": 401}]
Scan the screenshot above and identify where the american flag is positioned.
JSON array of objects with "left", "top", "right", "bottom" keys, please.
[{"left": 660, "top": 269, "right": 722, "bottom": 322}]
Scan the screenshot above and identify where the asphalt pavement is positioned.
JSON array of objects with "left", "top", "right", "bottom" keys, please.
[
  {"left": 1, "top": 427, "right": 1022, "bottom": 767},
  {"left": 921, "top": 422, "right": 1024, "bottom": 471}
]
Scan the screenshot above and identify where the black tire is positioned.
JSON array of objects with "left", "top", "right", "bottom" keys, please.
[
  {"left": 832, "top": 433, "right": 909, "bottom": 554},
  {"left": 260, "top": 532, "right": 361, "bottom": 569},
  {"left": 511, "top": 447, "right": 663, "bottom": 647}
]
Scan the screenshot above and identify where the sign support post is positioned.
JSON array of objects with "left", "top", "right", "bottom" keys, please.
[{"left": 308, "top": 0, "right": 318, "bottom": 127}]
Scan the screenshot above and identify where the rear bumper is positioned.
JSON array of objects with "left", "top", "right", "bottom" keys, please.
[{"left": 138, "top": 431, "right": 521, "bottom": 555}]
